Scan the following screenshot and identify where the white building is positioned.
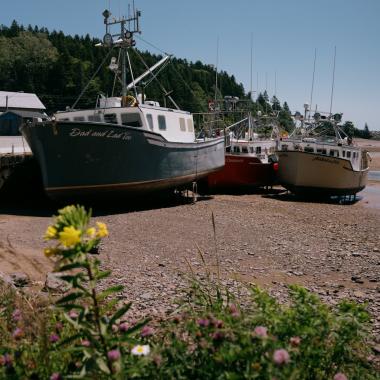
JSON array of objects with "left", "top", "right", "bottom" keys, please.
[{"left": 0, "top": 91, "right": 46, "bottom": 113}]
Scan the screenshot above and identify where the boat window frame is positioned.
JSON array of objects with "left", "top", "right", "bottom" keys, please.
[
  {"left": 242, "top": 146, "right": 248, "bottom": 154},
  {"left": 179, "top": 117, "right": 186, "bottom": 132},
  {"left": 304, "top": 146, "right": 314, "bottom": 153},
  {"left": 146, "top": 114, "right": 154, "bottom": 131},
  {"left": 187, "top": 118, "right": 194, "bottom": 132},
  {"left": 233, "top": 146, "right": 240, "bottom": 153},
  {"left": 88, "top": 114, "right": 102, "bottom": 122},
  {"left": 256, "top": 146, "right": 262, "bottom": 154},
  {"left": 120, "top": 112, "right": 142, "bottom": 128},
  {"left": 347, "top": 151, "right": 351, "bottom": 158},
  {"left": 73, "top": 116, "right": 85, "bottom": 122},
  {"left": 158, "top": 115, "right": 167, "bottom": 130},
  {"left": 104, "top": 113, "right": 118, "bottom": 124}
]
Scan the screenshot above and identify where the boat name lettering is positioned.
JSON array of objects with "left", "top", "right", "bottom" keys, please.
[
  {"left": 69, "top": 128, "right": 131, "bottom": 141},
  {"left": 312, "top": 156, "right": 339, "bottom": 165}
]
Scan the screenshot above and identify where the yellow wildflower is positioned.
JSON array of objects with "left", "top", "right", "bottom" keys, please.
[
  {"left": 96, "top": 222, "right": 109, "bottom": 238},
  {"left": 59, "top": 226, "right": 82, "bottom": 248},
  {"left": 86, "top": 227, "right": 96, "bottom": 238},
  {"left": 44, "top": 248, "right": 60, "bottom": 257},
  {"left": 45, "top": 226, "right": 58, "bottom": 240}
]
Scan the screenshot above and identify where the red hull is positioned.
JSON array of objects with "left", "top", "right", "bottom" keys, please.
[{"left": 206, "top": 154, "right": 277, "bottom": 190}]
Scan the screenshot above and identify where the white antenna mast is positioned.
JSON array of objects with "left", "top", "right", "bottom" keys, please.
[
  {"left": 274, "top": 71, "right": 277, "bottom": 97},
  {"left": 309, "top": 48, "right": 317, "bottom": 119},
  {"left": 250, "top": 33, "right": 253, "bottom": 101},
  {"left": 329, "top": 46, "right": 337, "bottom": 116},
  {"left": 214, "top": 36, "right": 219, "bottom": 102}
]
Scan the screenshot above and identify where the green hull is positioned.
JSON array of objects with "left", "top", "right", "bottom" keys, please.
[{"left": 21, "top": 121, "right": 225, "bottom": 200}]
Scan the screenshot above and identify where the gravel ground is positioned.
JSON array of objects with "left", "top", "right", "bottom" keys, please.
[{"left": 0, "top": 191, "right": 379, "bottom": 343}]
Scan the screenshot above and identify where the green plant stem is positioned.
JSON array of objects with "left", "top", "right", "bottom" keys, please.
[{"left": 86, "top": 259, "right": 114, "bottom": 375}]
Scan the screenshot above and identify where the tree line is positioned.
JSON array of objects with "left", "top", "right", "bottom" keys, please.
[{"left": 0, "top": 21, "right": 372, "bottom": 137}]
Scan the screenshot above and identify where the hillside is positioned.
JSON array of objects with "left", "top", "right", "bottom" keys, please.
[{"left": 0, "top": 21, "right": 246, "bottom": 114}]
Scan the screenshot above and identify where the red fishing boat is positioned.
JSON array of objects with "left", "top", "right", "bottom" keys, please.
[{"left": 205, "top": 114, "right": 279, "bottom": 192}]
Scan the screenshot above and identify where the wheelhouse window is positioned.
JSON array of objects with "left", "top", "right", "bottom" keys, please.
[
  {"left": 347, "top": 151, "right": 351, "bottom": 158},
  {"left": 179, "top": 118, "right": 186, "bottom": 132},
  {"left": 233, "top": 146, "right": 240, "bottom": 153},
  {"left": 250, "top": 147, "right": 254, "bottom": 153},
  {"left": 73, "top": 116, "right": 85, "bottom": 122},
  {"left": 158, "top": 115, "right": 166, "bottom": 130},
  {"left": 104, "top": 113, "right": 117, "bottom": 124},
  {"left": 88, "top": 115, "right": 102, "bottom": 122},
  {"left": 256, "top": 146, "right": 261, "bottom": 154},
  {"left": 187, "top": 119, "right": 194, "bottom": 132},
  {"left": 146, "top": 114, "right": 154, "bottom": 130},
  {"left": 242, "top": 146, "right": 248, "bottom": 154},
  {"left": 342, "top": 150, "right": 346, "bottom": 158},
  {"left": 317, "top": 148, "right": 327, "bottom": 155},
  {"left": 121, "top": 113, "right": 142, "bottom": 127},
  {"left": 304, "top": 147, "right": 314, "bottom": 153},
  {"left": 329, "top": 150, "right": 339, "bottom": 157}
]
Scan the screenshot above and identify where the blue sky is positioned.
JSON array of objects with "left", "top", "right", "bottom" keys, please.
[{"left": 2, "top": 0, "right": 380, "bottom": 130}]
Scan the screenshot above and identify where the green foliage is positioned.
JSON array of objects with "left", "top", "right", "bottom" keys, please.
[
  {"left": 146, "top": 284, "right": 377, "bottom": 380},
  {"left": 0, "top": 22, "right": 244, "bottom": 114},
  {"left": 342, "top": 121, "right": 372, "bottom": 139}
]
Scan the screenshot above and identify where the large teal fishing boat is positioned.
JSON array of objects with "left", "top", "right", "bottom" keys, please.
[{"left": 21, "top": 8, "right": 224, "bottom": 200}]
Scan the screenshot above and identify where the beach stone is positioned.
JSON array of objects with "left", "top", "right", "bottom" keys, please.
[
  {"left": 43, "top": 273, "right": 70, "bottom": 293},
  {"left": 9, "top": 272, "right": 30, "bottom": 287},
  {"left": 140, "top": 292, "right": 152, "bottom": 300},
  {"left": 351, "top": 275, "right": 364, "bottom": 284}
]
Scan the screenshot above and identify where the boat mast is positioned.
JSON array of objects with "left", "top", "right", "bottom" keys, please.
[
  {"left": 102, "top": 7, "right": 141, "bottom": 98},
  {"left": 309, "top": 48, "right": 317, "bottom": 120},
  {"left": 329, "top": 46, "right": 337, "bottom": 116}
]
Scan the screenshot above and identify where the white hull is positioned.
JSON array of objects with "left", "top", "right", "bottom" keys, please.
[{"left": 277, "top": 151, "right": 368, "bottom": 195}]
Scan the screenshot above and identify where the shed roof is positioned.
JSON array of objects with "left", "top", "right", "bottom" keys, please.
[
  {"left": 0, "top": 91, "right": 46, "bottom": 110},
  {"left": 0, "top": 110, "right": 48, "bottom": 119}
]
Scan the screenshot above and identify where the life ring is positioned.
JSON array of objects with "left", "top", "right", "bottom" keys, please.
[{"left": 122, "top": 95, "right": 137, "bottom": 107}]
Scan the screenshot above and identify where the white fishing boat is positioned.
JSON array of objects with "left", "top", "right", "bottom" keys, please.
[
  {"left": 276, "top": 106, "right": 369, "bottom": 196},
  {"left": 21, "top": 8, "right": 225, "bottom": 200}
]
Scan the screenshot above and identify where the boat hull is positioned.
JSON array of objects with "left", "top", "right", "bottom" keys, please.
[
  {"left": 277, "top": 150, "right": 368, "bottom": 195},
  {"left": 205, "top": 154, "right": 278, "bottom": 191},
  {"left": 21, "top": 121, "right": 225, "bottom": 200}
]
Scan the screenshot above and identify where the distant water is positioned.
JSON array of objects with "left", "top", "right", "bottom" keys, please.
[{"left": 369, "top": 171, "right": 380, "bottom": 181}]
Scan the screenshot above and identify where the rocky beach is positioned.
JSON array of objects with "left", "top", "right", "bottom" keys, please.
[{"left": 0, "top": 139, "right": 379, "bottom": 355}]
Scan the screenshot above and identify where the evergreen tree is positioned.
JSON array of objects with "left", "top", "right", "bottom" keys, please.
[
  {"left": 283, "top": 101, "right": 291, "bottom": 114},
  {"left": 362, "top": 123, "right": 371, "bottom": 139},
  {"left": 342, "top": 121, "right": 355, "bottom": 137},
  {"left": 271, "top": 95, "right": 281, "bottom": 112}
]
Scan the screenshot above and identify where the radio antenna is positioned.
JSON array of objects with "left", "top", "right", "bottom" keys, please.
[
  {"left": 329, "top": 46, "right": 337, "bottom": 115},
  {"left": 214, "top": 36, "right": 219, "bottom": 102},
  {"left": 309, "top": 48, "right": 317, "bottom": 118},
  {"left": 250, "top": 33, "right": 253, "bottom": 101}
]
